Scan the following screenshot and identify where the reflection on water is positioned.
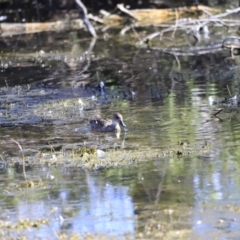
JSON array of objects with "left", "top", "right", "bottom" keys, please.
[
  {"left": 1, "top": 166, "right": 136, "bottom": 238},
  {"left": 2, "top": 147, "right": 240, "bottom": 239}
]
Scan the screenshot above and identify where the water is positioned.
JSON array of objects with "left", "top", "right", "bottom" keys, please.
[{"left": 0, "top": 30, "right": 240, "bottom": 239}]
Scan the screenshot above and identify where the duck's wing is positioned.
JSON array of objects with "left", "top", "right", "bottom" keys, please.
[{"left": 90, "top": 117, "right": 111, "bottom": 129}]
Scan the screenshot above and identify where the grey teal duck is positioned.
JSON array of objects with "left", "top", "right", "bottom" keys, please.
[{"left": 90, "top": 113, "right": 126, "bottom": 132}]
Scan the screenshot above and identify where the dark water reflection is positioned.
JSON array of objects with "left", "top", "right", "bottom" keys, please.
[
  {"left": 2, "top": 150, "right": 240, "bottom": 239},
  {"left": 1, "top": 31, "right": 240, "bottom": 239}
]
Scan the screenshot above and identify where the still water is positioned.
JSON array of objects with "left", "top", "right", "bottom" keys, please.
[{"left": 0, "top": 30, "right": 240, "bottom": 239}]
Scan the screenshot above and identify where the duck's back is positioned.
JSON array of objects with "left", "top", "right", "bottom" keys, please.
[{"left": 90, "top": 117, "right": 115, "bottom": 132}]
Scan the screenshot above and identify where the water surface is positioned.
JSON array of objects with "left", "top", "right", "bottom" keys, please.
[{"left": 0, "top": 30, "right": 240, "bottom": 239}]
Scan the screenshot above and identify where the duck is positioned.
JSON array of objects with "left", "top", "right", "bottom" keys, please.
[{"left": 90, "top": 112, "right": 126, "bottom": 132}]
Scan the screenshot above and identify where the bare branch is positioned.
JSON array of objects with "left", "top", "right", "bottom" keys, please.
[
  {"left": 75, "top": 0, "right": 97, "bottom": 38},
  {"left": 138, "top": 7, "right": 240, "bottom": 45}
]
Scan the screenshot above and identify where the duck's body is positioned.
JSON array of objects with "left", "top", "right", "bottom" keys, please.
[{"left": 90, "top": 113, "right": 126, "bottom": 132}]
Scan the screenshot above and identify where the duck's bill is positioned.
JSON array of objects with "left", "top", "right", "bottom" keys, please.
[{"left": 120, "top": 120, "right": 126, "bottom": 127}]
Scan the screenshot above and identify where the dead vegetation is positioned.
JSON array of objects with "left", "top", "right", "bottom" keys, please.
[
  {"left": 1, "top": 2, "right": 240, "bottom": 62},
  {"left": 0, "top": 3, "right": 235, "bottom": 39}
]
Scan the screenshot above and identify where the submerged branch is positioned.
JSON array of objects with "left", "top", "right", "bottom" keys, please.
[
  {"left": 153, "top": 43, "right": 223, "bottom": 56},
  {"left": 213, "top": 109, "right": 223, "bottom": 116},
  {"left": 11, "top": 138, "right": 28, "bottom": 182}
]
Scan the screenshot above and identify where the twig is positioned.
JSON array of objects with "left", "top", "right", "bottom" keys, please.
[
  {"left": 77, "top": 38, "right": 96, "bottom": 76},
  {"left": 172, "top": 9, "right": 179, "bottom": 38},
  {"left": 75, "top": 0, "right": 97, "bottom": 37},
  {"left": 0, "top": 154, "right": 6, "bottom": 163},
  {"left": 226, "top": 85, "right": 232, "bottom": 96},
  {"left": 96, "top": 71, "right": 100, "bottom": 81},
  {"left": 11, "top": 138, "right": 28, "bottom": 182},
  {"left": 117, "top": 4, "right": 139, "bottom": 20},
  {"left": 137, "top": 32, "right": 160, "bottom": 44},
  {"left": 213, "top": 108, "right": 223, "bottom": 116},
  {"left": 209, "top": 7, "right": 240, "bottom": 19},
  {"left": 152, "top": 42, "right": 223, "bottom": 56},
  {"left": 173, "top": 52, "right": 181, "bottom": 69},
  {"left": 131, "top": 25, "right": 141, "bottom": 41},
  {"left": 120, "top": 25, "right": 132, "bottom": 35}
]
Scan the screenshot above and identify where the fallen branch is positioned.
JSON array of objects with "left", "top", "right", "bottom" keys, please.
[
  {"left": 0, "top": 20, "right": 83, "bottom": 36},
  {"left": 138, "top": 7, "right": 240, "bottom": 44}
]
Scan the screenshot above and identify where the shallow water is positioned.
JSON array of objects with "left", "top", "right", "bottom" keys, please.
[{"left": 1, "top": 30, "right": 240, "bottom": 239}]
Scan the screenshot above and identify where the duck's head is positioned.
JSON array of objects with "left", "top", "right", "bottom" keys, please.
[{"left": 112, "top": 113, "right": 126, "bottom": 128}]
